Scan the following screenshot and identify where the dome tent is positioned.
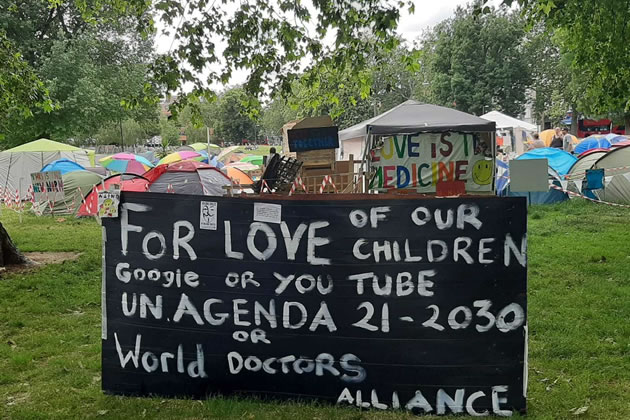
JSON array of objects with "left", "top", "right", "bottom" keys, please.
[
  {"left": 77, "top": 174, "right": 149, "bottom": 217},
  {"left": 565, "top": 150, "right": 608, "bottom": 194},
  {"left": 516, "top": 148, "right": 577, "bottom": 176},
  {"left": 0, "top": 139, "right": 90, "bottom": 199},
  {"left": 145, "top": 161, "right": 231, "bottom": 196},
  {"left": 574, "top": 136, "right": 611, "bottom": 155},
  {"left": 41, "top": 158, "right": 86, "bottom": 175},
  {"left": 593, "top": 144, "right": 630, "bottom": 175},
  {"left": 34, "top": 170, "right": 102, "bottom": 215}
]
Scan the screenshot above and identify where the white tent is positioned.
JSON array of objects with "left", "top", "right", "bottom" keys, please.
[
  {"left": 481, "top": 111, "right": 537, "bottom": 156},
  {"left": 480, "top": 111, "right": 537, "bottom": 132},
  {"left": 0, "top": 139, "right": 90, "bottom": 199}
]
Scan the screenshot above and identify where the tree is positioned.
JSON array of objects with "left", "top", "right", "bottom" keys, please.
[
  {"left": 260, "top": 99, "right": 298, "bottom": 139},
  {"left": 0, "top": 31, "right": 49, "bottom": 265},
  {"left": 213, "top": 87, "right": 257, "bottom": 144},
  {"left": 0, "top": 31, "right": 54, "bottom": 142},
  {"left": 522, "top": 25, "right": 573, "bottom": 128},
  {"left": 1, "top": 27, "right": 158, "bottom": 147},
  {"left": 288, "top": 42, "right": 422, "bottom": 129},
  {"left": 66, "top": 0, "right": 411, "bottom": 116},
  {"left": 424, "top": 5, "right": 530, "bottom": 116},
  {"left": 157, "top": 117, "right": 179, "bottom": 158},
  {"left": 488, "top": 0, "right": 630, "bottom": 132}
]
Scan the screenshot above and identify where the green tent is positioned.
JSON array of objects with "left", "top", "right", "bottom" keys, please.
[
  {"left": 189, "top": 142, "right": 221, "bottom": 153},
  {"left": 5, "top": 138, "right": 83, "bottom": 152},
  {"left": 34, "top": 170, "right": 103, "bottom": 215},
  {"left": 239, "top": 155, "right": 264, "bottom": 165},
  {"left": 1, "top": 138, "right": 92, "bottom": 200}
]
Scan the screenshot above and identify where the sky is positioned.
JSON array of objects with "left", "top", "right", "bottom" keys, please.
[{"left": 154, "top": 0, "right": 485, "bottom": 89}]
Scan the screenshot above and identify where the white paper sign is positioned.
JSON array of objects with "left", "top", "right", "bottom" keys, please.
[
  {"left": 200, "top": 201, "right": 218, "bottom": 230},
  {"left": 97, "top": 187, "right": 121, "bottom": 218},
  {"left": 30, "top": 171, "right": 64, "bottom": 202},
  {"left": 509, "top": 159, "right": 549, "bottom": 192},
  {"left": 253, "top": 202, "right": 282, "bottom": 224}
]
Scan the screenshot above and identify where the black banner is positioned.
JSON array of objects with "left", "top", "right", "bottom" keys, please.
[
  {"left": 102, "top": 193, "right": 527, "bottom": 416},
  {"left": 287, "top": 126, "right": 339, "bottom": 152}
]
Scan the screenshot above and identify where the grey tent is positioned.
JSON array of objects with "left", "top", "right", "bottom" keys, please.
[{"left": 338, "top": 100, "right": 495, "bottom": 160}]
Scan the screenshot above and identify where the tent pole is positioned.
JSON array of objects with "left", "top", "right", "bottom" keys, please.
[
  {"left": 492, "top": 131, "right": 497, "bottom": 195},
  {"left": 357, "top": 130, "right": 371, "bottom": 193}
]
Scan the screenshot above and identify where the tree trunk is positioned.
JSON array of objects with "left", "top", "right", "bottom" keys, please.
[
  {"left": 0, "top": 222, "right": 30, "bottom": 267},
  {"left": 570, "top": 105, "right": 578, "bottom": 136},
  {"left": 625, "top": 114, "right": 630, "bottom": 135}
]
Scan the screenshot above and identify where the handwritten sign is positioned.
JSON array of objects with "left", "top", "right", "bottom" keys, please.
[
  {"left": 30, "top": 171, "right": 64, "bottom": 202},
  {"left": 370, "top": 133, "right": 494, "bottom": 193},
  {"left": 98, "top": 188, "right": 121, "bottom": 218},
  {"left": 287, "top": 126, "right": 339, "bottom": 152},
  {"left": 102, "top": 193, "right": 527, "bottom": 416}
]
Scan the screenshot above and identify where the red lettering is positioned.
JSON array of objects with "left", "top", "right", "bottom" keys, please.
[
  {"left": 438, "top": 162, "right": 455, "bottom": 182},
  {"left": 440, "top": 133, "right": 453, "bottom": 157},
  {"left": 383, "top": 166, "right": 396, "bottom": 188},
  {"left": 455, "top": 161, "right": 468, "bottom": 180}
]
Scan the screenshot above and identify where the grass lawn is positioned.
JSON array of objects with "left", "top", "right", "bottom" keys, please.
[
  {"left": 234, "top": 145, "right": 272, "bottom": 155},
  {"left": 0, "top": 200, "right": 628, "bottom": 419}
]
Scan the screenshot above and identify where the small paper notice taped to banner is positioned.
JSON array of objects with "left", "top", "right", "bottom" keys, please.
[
  {"left": 200, "top": 201, "right": 217, "bottom": 230},
  {"left": 253, "top": 202, "right": 282, "bottom": 224},
  {"left": 98, "top": 187, "right": 121, "bottom": 218}
]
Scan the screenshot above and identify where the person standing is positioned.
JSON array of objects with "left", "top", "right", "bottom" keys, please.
[
  {"left": 550, "top": 127, "right": 563, "bottom": 149},
  {"left": 561, "top": 127, "right": 573, "bottom": 153},
  {"left": 530, "top": 133, "right": 546, "bottom": 149}
]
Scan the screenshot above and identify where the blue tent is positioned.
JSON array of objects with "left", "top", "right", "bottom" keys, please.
[
  {"left": 604, "top": 133, "right": 628, "bottom": 144},
  {"left": 41, "top": 158, "right": 86, "bottom": 174},
  {"left": 574, "top": 136, "right": 611, "bottom": 155},
  {"left": 497, "top": 163, "right": 568, "bottom": 205},
  {"left": 516, "top": 148, "right": 577, "bottom": 176}
]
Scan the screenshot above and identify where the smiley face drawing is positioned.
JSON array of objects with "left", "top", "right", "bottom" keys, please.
[{"left": 472, "top": 160, "right": 493, "bottom": 185}]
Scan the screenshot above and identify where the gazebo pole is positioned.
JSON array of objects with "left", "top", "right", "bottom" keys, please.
[{"left": 358, "top": 129, "right": 372, "bottom": 193}]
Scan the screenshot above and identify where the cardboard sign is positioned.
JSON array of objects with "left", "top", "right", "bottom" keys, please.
[
  {"left": 509, "top": 159, "right": 549, "bottom": 192},
  {"left": 30, "top": 171, "right": 64, "bottom": 202},
  {"left": 102, "top": 193, "right": 527, "bottom": 416},
  {"left": 287, "top": 126, "right": 339, "bottom": 152},
  {"left": 370, "top": 133, "right": 493, "bottom": 193},
  {"left": 98, "top": 188, "right": 121, "bottom": 218}
]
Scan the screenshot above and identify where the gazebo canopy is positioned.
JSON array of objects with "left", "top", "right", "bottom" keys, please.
[
  {"left": 339, "top": 100, "right": 495, "bottom": 140},
  {"left": 5, "top": 138, "right": 83, "bottom": 152}
]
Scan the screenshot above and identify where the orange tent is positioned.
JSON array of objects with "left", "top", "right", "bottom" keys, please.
[
  {"left": 540, "top": 129, "right": 579, "bottom": 147},
  {"left": 226, "top": 167, "right": 254, "bottom": 185}
]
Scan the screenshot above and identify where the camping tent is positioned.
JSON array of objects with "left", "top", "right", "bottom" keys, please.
[
  {"left": 539, "top": 129, "right": 578, "bottom": 147},
  {"left": 574, "top": 136, "right": 611, "bottom": 155},
  {"left": 34, "top": 170, "right": 102, "bottom": 215},
  {"left": 564, "top": 150, "right": 607, "bottom": 195},
  {"left": 516, "top": 148, "right": 577, "bottom": 176},
  {"left": 338, "top": 100, "right": 495, "bottom": 160},
  {"left": 596, "top": 173, "right": 630, "bottom": 204},
  {"left": 77, "top": 174, "right": 149, "bottom": 217},
  {"left": 604, "top": 133, "right": 628, "bottom": 144},
  {"left": 0, "top": 139, "right": 90, "bottom": 199},
  {"left": 145, "top": 161, "right": 231, "bottom": 195},
  {"left": 225, "top": 167, "right": 254, "bottom": 185},
  {"left": 566, "top": 150, "right": 607, "bottom": 182},
  {"left": 592, "top": 144, "right": 630, "bottom": 175},
  {"left": 41, "top": 158, "right": 86, "bottom": 175}
]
